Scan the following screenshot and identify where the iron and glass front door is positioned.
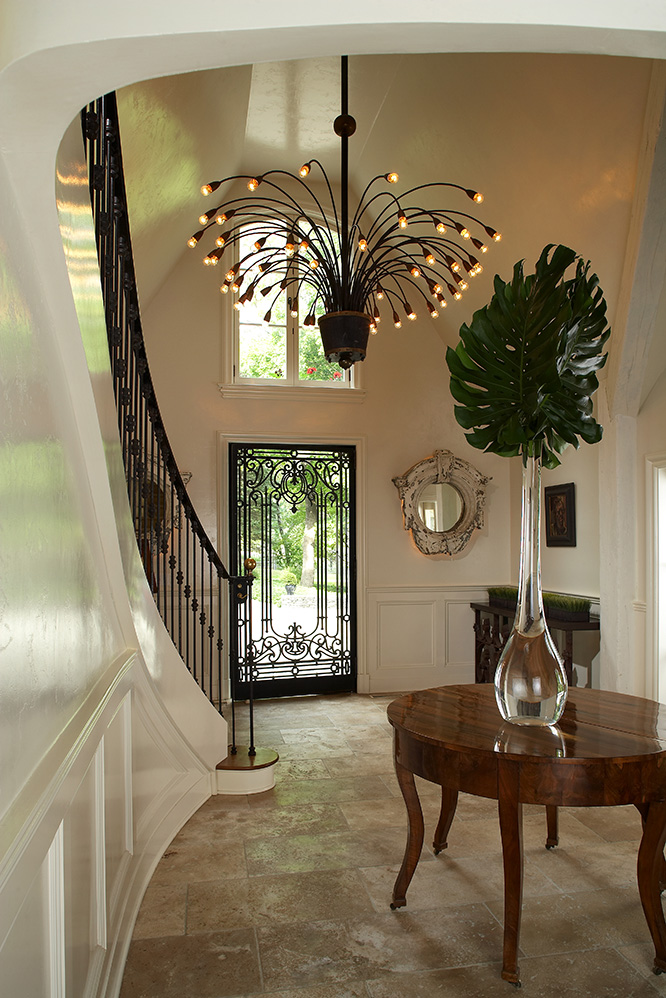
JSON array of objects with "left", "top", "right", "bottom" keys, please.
[{"left": 229, "top": 443, "right": 356, "bottom": 699}]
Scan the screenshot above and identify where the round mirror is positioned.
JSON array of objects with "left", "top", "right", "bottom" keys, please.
[
  {"left": 393, "top": 450, "right": 491, "bottom": 556},
  {"left": 416, "top": 482, "right": 463, "bottom": 533}
]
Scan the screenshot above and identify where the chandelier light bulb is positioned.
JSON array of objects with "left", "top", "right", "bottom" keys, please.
[
  {"left": 285, "top": 242, "right": 295, "bottom": 257},
  {"left": 461, "top": 227, "right": 471, "bottom": 240},
  {"left": 425, "top": 252, "right": 436, "bottom": 265},
  {"left": 215, "top": 235, "right": 226, "bottom": 248},
  {"left": 201, "top": 181, "right": 221, "bottom": 196},
  {"left": 410, "top": 266, "right": 420, "bottom": 278},
  {"left": 247, "top": 178, "right": 260, "bottom": 191},
  {"left": 433, "top": 283, "right": 443, "bottom": 294},
  {"left": 359, "top": 237, "right": 368, "bottom": 251},
  {"left": 299, "top": 163, "right": 311, "bottom": 177},
  {"left": 370, "top": 323, "right": 378, "bottom": 334},
  {"left": 254, "top": 237, "right": 267, "bottom": 250},
  {"left": 300, "top": 239, "right": 309, "bottom": 251},
  {"left": 219, "top": 284, "right": 228, "bottom": 294},
  {"left": 398, "top": 214, "right": 408, "bottom": 229},
  {"left": 188, "top": 232, "right": 202, "bottom": 248},
  {"left": 393, "top": 311, "right": 402, "bottom": 328},
  {"left": 216, "top": 213, "right": 227, "bottom": 225},
  {"left": 436, "top": 221, "right": 447, "bottom": 234},
  {"left": 427, "top": 302, "right": 439, "bottom": 317},
  {"left": 310, "top": 259, "right": 319, "bottom": 269},
  {"left": 454, "top": 290, "right": 462, "bottom": 300},
  {"left": 376, "top": 288, "right": 384, "bottom": 300},
  {"left": 234, "top": 300, "right": 243, "bottom": 310},
  {"left": 493, "top": 231, "right": 502, "bottom": 242},
  {"left": 386, "top": 172, "right": 399, "bottom": 184},
  {"left": 199, "top": 213, "right": 210, "bottom": 226}
]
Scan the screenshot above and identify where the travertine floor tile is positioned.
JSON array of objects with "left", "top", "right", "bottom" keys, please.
[
  {"left": 566, "top": 803, "right": 643, "bottom": 842},
  {"left": 229, "top": 985, "right": 371, "bottom": 998},
  {"left": 246, "top": 775, "right": 393, "bottom": 807},
  {"left": 617, "top": 942, "right": 666, "bottom": 991},
  {"left": 257, "top": 907, "right": 504, "bottom": 990},
  {"left": 187, "top": 869, "right": 375, "bottom": 931},
  {"left": 365, "top": 948, "right": 660, "bottom": 997},
  {"left": 150, "top": 839, "right": 248, "bottom": 885},
  {"left": 486, "top": 885, "right": 652, "bottom": 954},
  {"left": 359, "top": 852, "right": 558, "bottom": 912},
  {"left": 119, "top": 928, "right": 261, "bottom": 997},
  {"left": 245, "top": 826, "right": 435, "bottom": 875},
  {"left": 132, "top": 884, "right": 187, "bottom": 939},
  {"left": 187, "top": 800, "right": 349, "bottom": 841}
]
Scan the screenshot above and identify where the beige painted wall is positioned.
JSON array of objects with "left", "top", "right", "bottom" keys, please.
[{"left": 142, "top": 237, "right": 512, "bottom": 590}]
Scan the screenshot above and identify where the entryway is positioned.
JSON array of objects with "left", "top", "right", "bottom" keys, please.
[{"left": 229, "top": 442, "right": 357, "bottom": 698}]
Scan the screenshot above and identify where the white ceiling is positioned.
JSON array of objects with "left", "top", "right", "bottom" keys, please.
[{"left": 117, "top": 52, "right": 662, "bottom": 389}]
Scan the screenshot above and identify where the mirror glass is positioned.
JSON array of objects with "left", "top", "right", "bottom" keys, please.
[{"left": 416, "top": 482, "right": 463, "bottom": 533}]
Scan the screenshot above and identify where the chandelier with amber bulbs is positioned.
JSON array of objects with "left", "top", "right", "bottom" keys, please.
[{"left": 189, "top": 57, "right": 501, "bottom": 369}]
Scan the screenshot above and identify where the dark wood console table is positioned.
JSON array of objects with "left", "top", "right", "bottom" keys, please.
[
  {"left": 388, "top": 684, "right": 666, "bottom": 986},
  {"left": 471, "top": 601, "right": 600, "bottom": 685}
]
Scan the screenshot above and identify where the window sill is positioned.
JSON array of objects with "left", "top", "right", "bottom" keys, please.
[{"left": 217, "top": 383, "right": 366, "bottom": 404}]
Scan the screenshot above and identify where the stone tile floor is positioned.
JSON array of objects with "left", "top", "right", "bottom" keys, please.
[{"left": 120, "top": 693, "right": 666, "bottom": 997}]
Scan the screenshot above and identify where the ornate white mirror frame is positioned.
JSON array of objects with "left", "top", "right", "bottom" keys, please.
[{"left": 393, "top": 449, "right": 491, "bottom": 556}]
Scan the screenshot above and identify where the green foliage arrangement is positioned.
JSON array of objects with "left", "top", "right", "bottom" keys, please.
[
  {"left": 488, "top": 586, "right": 591, "bottom": 614},
  {"left": 446, "top": 244, "right": 611, "bottom": 469}
]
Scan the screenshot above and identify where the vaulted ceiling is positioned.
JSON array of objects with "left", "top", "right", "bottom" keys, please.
[{"left": 117, "top": 52, "right": 665, "bottom": 410}]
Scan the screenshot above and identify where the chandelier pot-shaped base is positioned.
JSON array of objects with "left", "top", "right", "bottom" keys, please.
[{"left": 318, "top": 311, "right": 371, "bottom": 370}]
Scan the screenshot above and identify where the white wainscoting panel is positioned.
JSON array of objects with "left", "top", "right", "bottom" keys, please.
[
  {"left": 366, "top": 586, "right": 488, "bottom": 692},
  {"left": 0, "top": 652, "right": 219, "bottom": 998}
]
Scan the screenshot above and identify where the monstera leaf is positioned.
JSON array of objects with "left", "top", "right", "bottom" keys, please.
[{"left": 445, "top": 244, "right": 611, "bottom": 468}]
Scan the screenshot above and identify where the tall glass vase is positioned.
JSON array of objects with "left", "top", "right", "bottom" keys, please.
[{"left": 494, "top": 454, "right": 568, "bottom": 725}]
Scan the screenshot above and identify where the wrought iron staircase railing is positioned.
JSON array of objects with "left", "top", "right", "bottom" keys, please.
[{"left": 81, "top": 93, "right": 231, "bottom": 714}]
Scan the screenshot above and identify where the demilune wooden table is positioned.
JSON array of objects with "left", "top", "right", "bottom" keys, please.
[{"left": 388, "top": 684, "right": 666, "bottom": 986}]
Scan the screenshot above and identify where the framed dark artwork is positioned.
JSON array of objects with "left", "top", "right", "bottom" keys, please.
[{"left": 544, "top": 482, "right": 576, "bottom": 547}]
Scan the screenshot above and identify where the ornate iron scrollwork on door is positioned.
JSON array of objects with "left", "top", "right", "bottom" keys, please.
[{"left": 229, "top": 443, "right": 356, "bottom": 699}]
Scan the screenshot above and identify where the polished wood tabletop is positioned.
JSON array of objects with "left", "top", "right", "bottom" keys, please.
[{"left": 388, "top": 684, "right": 666, "bottom": 985}]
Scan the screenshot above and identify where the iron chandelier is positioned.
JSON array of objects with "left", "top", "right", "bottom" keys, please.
[{"left": 189, "top": 56, "right": 501, "bottom": 369}]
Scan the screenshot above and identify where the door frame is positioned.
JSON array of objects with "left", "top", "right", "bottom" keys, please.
[{"left": 218, "top": 431, "right": 367, "bottom": 700}]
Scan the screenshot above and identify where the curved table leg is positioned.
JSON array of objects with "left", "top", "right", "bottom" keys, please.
[
  {"left": 545, "top": 805, "right": 559, "bottom": 849},
  {"left": 637, "top": 801, "right": 666, "bottom": 974},
  {"left": 636, "top": 803, "right": 666, "bottom": 891},
  {"left": 391, "top": 761, "right": 424, "bottom": 909},
  {"left": 498, "top": 761, "right": 523, "bottom": 986},
  {"left": 433, "top": 787, "right": 459, "bottom": 854}
]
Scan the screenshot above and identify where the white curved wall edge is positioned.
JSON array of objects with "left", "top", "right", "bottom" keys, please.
[
  {"left": 0, "top": 650, "right": 220, "bottom": 998},
  {"left": 56, "top": 117, "right": 229, "bottom": 772}
]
